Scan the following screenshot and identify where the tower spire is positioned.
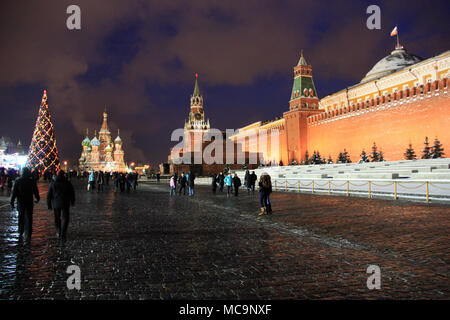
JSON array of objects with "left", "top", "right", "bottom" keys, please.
[
  {"left": 297, "top": 49, "right": 308, "bottom": 66},
  {"left": 101, "top": 108, "right": 109, "bottom": 132},
  {"left": 193, "top": 73, "right": 201, "bottom": 97}
]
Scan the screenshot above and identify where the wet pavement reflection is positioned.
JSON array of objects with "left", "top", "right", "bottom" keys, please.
[{"left": 0, "top": 180, "right": 449, "bottom": 299}]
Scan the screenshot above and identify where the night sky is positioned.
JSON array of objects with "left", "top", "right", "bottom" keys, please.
[{"left": 1, "top": 1, "right": 449, "bottom": 167}]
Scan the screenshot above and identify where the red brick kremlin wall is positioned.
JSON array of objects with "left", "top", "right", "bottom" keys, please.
[{"left": 306, "top": 79, "right": 449, "bottom": 162}]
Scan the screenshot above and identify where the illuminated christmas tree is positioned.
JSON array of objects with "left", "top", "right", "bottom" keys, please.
[{"left": 27, "top": 90, "right": 60, "bottom": 173}]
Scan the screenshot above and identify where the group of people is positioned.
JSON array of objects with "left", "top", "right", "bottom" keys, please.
[
  {"left": 86, "top": 171, "right": 139, "bottom": 193},
  {"left": 170, "top": 171, "right": 196, "bottom": 196},
  {"left": 211, "top": 170, "right": 258, "bottom": 197},
  {"left": 0, "top": 167, "right": 19, "bottom": 193},
  {"left": 10, "top": 167, "right": 75, "bottom": 244},
  {"left": 168, "top": 169, "right": 273, "bottom": 215}
]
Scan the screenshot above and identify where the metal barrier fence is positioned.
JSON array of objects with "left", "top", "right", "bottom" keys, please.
[{"left": 272, "top": 179, "right": 450, "bottom": 203}]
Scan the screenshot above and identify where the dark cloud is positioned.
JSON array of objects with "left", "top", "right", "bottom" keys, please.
[{"left": 0, "top": 0, "right": 448, "bottom": 166}]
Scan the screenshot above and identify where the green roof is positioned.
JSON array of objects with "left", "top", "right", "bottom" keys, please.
[
  {"left": 290, "top": 76, "right": 317, "bottom": 100},
  {"left": 82, "top": 136, "right": 91, "bottom": 147}
]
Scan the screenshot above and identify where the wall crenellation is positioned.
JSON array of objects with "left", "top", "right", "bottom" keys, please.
[{"left": 308, "top": 78, "right": 448, "bottom": 126}]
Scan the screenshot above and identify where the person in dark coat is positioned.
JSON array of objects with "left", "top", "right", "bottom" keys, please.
[
  {"left": 188, "top": 171, "right": 196, "bottom": 196},
  {"left": 211, "top": 174, "right": 217, "bottom": 194},
  {"left": 244, "top": 170, "right": 250, "bottom": 194},
  {"left": 10, "top": 167, "right": 40, "bottom": 244},
  {"left": 119, "top": 173, "right": 126, "bottom": 192},
  {"left": 178, "top": 173, "right": 187, "bottom": 195},
  {"left": 113, "top": 172, "right": 119, "bottom": 192},
  {"left": 218, "top": 172, "right": 225, "bottom": 192},
  {"left": 249, "top": 171, "right": 257, "bottom": 194},
  {"left": 232, "top": 174, "right": 242, "bottom": 197},
  {"left": 46, "top": 170, "right": 75, "bottom": 241},
  {"left": 132, "top": 172, "right": 139, "bottom": 190},
  {"left": 125, "top": 174, "right": 132, "bottom": 193},
  {"left": 97, "top": 171, "right": 105, "bottom": 192},
  {"left": 258, "top": 173, "right": 273, "bottom": 215}
]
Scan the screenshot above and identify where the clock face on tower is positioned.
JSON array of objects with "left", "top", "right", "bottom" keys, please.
[{"left": 195, "top": 113, "right": 202, "bottom": 120}]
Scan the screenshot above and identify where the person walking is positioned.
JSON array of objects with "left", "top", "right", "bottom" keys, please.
[
  {"left": 113, "top": 172, "right": 119, "bottom": 192},
  {"left": 169, "top": 175, "right": 176, "bottom": 196},
  {"left": 258, "top": 172, "right": 273, "bottom": 215},
  {"left": 187, "top": 171, "right": 196, "bottom": 196},
  {"left": 105, "top": 171, "right": 110, "bottom": 185},
  {"left": 97, "top": 171, "right": 105, "bottom": 193},
  {"left": 132, "top": 172, "right": 139, "bottom": 190},
  {"left": 249, "top": 171, "right": 257, "bottom": 195},
  {"left": 7, "top": 169, "right": 16, "bottom": 193},
  {"left": 233, "top": 173, "right": 242, "bottom": 196},
  {"left": 125, "top": 174, "right": 132, "bottom": 193},
  {"left": 173, "top": 172, "right": 178, "bottom": 190},
  {"left": 10, "top": 167, "right": 40, "bottom": 244},
  {"left": 224, "top": 174, "right": 232, "bottom": 197},
  {"left": 211, "top": 174, "right": 217, "bottom": 194},
  {"left": 119, "top": 173, "right": 126, "bottom": 192},
  {"left": 244, "top": 170, "right": 250, "bottom": 194},
  {"left": 218, "top": 172, "right": 225, "bottom": 193},
  {"left": 46, "top": 170, "right": 75, "bottom": 241},
  {"left": 0, "top": 168, "right": 6, "bottom": 191},
  {"left": 178, "top": 173, "right": 187, "bottom": 195},
  {"left": 88, "top": 170, "right": 95, "bottom": 191}
]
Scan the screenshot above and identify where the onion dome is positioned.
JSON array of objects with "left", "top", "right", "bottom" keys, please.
[
  {"left": 114, "top": 129, "right": 122, "bottom": 145},
  {"left": 90, "top": 137, "right": 100, "bottom": 147},
  {"left": 90, "top": 131, "right": 100, "bottom": 147},
  {"left": 361, "top": 46, "right": 422, "bottom": 83},
  {"left": 82, "top": 136, "right": 91, "bottom": 147},
  {"left": 105, "top": 144, "right": 113, "bottom": 152},
  {"left": 82, "top": 129, "right": 91, "bottom": 147}
]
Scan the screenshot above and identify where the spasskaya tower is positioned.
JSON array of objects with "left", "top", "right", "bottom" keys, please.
[{"left": 184, "top": 73, "right": 210, "bottom": 152}]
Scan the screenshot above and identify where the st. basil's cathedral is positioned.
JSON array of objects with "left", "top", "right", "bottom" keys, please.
[{"left": 79, "top": 110, "right": 127, "bottom": 172}]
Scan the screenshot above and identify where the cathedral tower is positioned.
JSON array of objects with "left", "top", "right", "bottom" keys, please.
[
  {"left": 98, "top": 108, "right": 112, "bottom": 161},
  {"left": 113, "top": 129, "right": 125, "bottom": 165}
]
